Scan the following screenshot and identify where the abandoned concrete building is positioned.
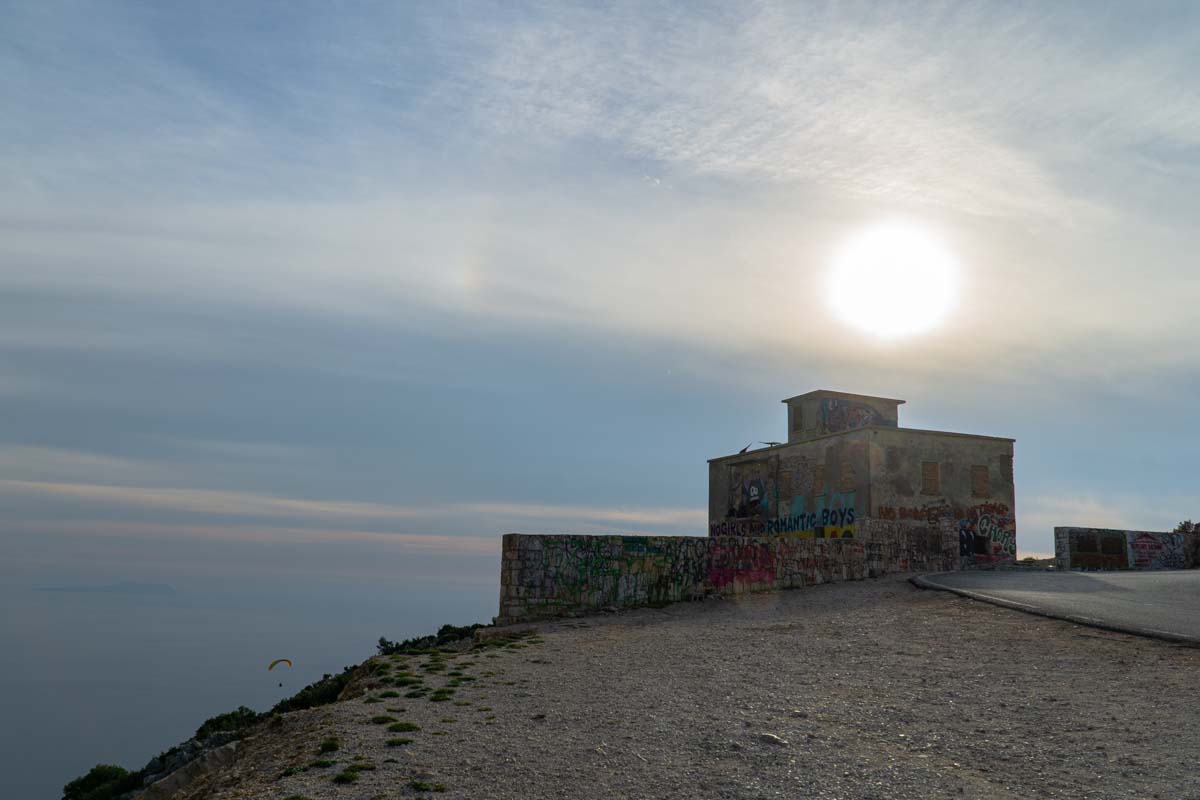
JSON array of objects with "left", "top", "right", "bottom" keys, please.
[{"left": 708, "top": 390, "right": 1017, "bottom": 566}]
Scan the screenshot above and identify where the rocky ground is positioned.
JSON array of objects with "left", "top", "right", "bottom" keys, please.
[{"left": 171, "top": 576, "right": 1200, "bottom": 800}]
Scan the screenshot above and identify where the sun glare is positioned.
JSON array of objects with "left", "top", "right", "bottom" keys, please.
[{"left": 827, "top": 221, "right": 960, "bottom": 339}]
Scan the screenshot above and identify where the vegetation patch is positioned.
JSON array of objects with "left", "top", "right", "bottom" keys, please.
[
  {"left": 377, "top": 622, "right": 486, "bottom": 655},
  {"left": 318, "top": 737, "right": 340, "bottom": 754},
  {"left": 410, "top": 780, "right": 447, "bottom": 792},
  {"left": 388, "top": 721, "right": 421, "bottom": 732},
  {"left": 368, "top": 715, "right": 399, "bottom": 724},
  {"left": 63, "top": 764, "right": 145, "bottom": 800},
  {"left": 386, "top": 737, "right": 414, "bottom": 747},
  {"left": 195, "top": 705, "right": 261, "bottom": 741}
]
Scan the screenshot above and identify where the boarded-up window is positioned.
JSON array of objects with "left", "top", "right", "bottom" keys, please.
[
  {"left": 1100, "top": 534, "right": 1126, "bottom": 556},
  {"left": 1076, "top": 532, "right": 1098, "bottom": 553},
  {"left": 920, "top": 462, "right": 940, "bottom": 495},
  {"left": 839, "top": 455, "right": 855, "bottom": 491},
  {"left": 971, "top": 465, "right": 989, "bottom": 497},
  {"left": 813, "top": 464, "right": 826, "bottom": 493}
]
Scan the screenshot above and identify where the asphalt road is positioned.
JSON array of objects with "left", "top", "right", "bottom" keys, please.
[{"left": 915, "top": 569, "right": 1200, "bottom": 644}]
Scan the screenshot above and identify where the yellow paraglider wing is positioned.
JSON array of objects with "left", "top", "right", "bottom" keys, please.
[{"left": 268, "top": 658, "right": 292, "bottom": 671}]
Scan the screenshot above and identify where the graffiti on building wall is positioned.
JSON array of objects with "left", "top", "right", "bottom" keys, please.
[
  {"left": 819, "top": 398, "right": 884, "bottom": 433},
  {"left": 1058, "top": 528, "right": 1191, "bottom": 571},
  {"left": 1070, "top": 529, "right": 1130, "bottom": 569},
  {"left": 709, "top": 518, "right": 766, "bottom": 537},
  {"left": 877, "top": 500, "right": 1014, "bottom": 565},
  {"left": 1129, "top": 532, "right": 1186, "bottom": 570},
  {"left": 765, "top": 492, "right": 857, "bottom": 538},
  {"left": 715, "top": 449, "right": 859, "bottom": 538}
]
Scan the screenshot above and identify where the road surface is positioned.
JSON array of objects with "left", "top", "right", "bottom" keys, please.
[{"left": 915, "top": 569, "right": 1200, "bottom": 644}]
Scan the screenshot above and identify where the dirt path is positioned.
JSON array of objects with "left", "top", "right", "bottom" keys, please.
[{"left": 176, "top": 576, "right": 1200, "bottom": 800}]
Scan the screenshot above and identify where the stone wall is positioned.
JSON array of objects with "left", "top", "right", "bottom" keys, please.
[
  {"left": 1054, "top": 527, "right": 1200, "bottom": 571},
  {"left": 497, "top": 519, "right": 957, "bottom": 624}
]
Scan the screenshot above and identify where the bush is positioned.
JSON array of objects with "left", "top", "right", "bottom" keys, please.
[
  {"left": 271, "top": 666, "right": 356, "bottom": 715},
  {"left": 318, "top": 737, "right": 340, "bottom": 754},
  {"left": 388, "top": 721, "right": 420, "bottom": 732},
  {"left": 195, "top": 706, "right": 262, "bottom": 741},
  {"left": 62, "top": 764, "right": 143, "bottom": 800},
  {"left": 377, "top": 622, "right": 486, "bottom": 655},
  {"left": 1175, "top": 520, "right": 1196, "bottom": 534}
]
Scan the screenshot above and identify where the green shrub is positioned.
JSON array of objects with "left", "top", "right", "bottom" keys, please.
[
  {"left": 368, "top": 715, "right": 398, "bottom": 725},
  {"left": 332, "top": 770, "right": 358, "bottom": 784},
  {"left": 271, "top": 666, "right": 356, "bottom": 714},
  {"left": 63, "top": 764, "right": 143, "bottom": 800},
  {"left": 386, "top": 737, "right": 414, "bottom": 746},
  {"left": 318, "top": 736, "right": 340, "bottom": 753},
  {"left": 379, "top": 690, "right": 400, "bottom": 698},
  {"left": 195, "top": 705, "right": 262, "bottom": 741},
  {"left": 377, "top": 622, "right": 485, "bottom": 656},
  {"left": 308, "top": 759, "right": 336, "bottom": 769},
  {"left": 388, "top": 721, "right": 420, "bottom": 732}
]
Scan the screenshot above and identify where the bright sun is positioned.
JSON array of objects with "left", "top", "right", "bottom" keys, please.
[{"left": 827, "top": 221, "right": 960, "bottom": 339}]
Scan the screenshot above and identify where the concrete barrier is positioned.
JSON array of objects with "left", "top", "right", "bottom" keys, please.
[
  {"left": 497, "top": 519, "right": 956, "bottom": 624},
  {"left": 1054, "top": 526, "right": 1200, "bottom": 571}
]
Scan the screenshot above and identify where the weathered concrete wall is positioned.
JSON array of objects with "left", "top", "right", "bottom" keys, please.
[
  {"left": 784, "top": 390, "right": 902, "bottom": 444},
  {"left": 497, "top": 519, "right": 956, "bottom": 624},
  {"left": 1054, "top": 527, "right": 1200, "bottom": 571},
  {"left": 707, "top": 427, "right": 1016, "bottom": 568},
  {"left": 708, "top": 429, "right": 871, "bottom": 539},
  {"left": 869, "top": 427, "right": 1016, "bottom": 568}
]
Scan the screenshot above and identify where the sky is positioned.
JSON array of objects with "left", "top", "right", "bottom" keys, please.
[{"left": 4, "top": 0, "right": 1200, "bottom": 588}]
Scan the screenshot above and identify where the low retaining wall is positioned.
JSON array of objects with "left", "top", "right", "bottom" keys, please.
[
  {"left": 1054, "top": 527, "right": 1200, "bottom": 571},
  {"left": 497, "top": 519, "right": 957, "bottom": 624}
]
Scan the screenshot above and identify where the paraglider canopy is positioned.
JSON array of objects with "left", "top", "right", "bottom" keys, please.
[{"left": 268, "top": 659, "right": 292, "bottom": 671}]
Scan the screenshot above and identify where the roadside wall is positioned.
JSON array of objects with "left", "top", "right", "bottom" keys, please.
[
  {"left": 497, "top": 519, "right": 956, "bottom": 624},
  {"left": 1054, "top": 527, "right": 1200, "bottom": 571}
]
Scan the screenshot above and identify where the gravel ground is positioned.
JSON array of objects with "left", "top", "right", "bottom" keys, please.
[{"left": 174, "top": 576, "right": 1200, "bottom": 800}]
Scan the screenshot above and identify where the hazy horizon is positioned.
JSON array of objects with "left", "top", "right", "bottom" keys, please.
[{"left": 5, "top": 1, "right": 1199, "bottom": 796}]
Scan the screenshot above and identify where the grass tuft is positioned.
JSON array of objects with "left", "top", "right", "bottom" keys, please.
[{"left": 388, "top": 721, "right": 421, "bottom": 732}]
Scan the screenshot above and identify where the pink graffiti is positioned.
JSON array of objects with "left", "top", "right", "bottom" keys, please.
[{"left": 707, "top": 541, "right": 776, "bottom": 590}]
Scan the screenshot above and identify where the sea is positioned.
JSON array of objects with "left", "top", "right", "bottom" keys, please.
[{"left": 0, "top": 553, "right": 500, "bottom": 799}]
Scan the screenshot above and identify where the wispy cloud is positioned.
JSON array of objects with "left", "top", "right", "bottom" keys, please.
[
  {"left": 1020, "top": 492, "right": 1191, "bottom": 553},
  {"left": 0, "top": 478, "right": 704, "bottom": 534}
]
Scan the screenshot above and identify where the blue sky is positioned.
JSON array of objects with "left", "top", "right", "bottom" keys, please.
[{"left": 4, "top": 0, "right": 1200, "bottom": 576}]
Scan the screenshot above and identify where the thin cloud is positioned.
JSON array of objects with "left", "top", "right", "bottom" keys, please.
[{"left": 0, "top": 478, "right": 704, "bottom": 533}]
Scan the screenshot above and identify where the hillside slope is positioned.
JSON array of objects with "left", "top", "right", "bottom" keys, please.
[{"left": 160, "top": 577, "right": 1198, "bottom": 799}]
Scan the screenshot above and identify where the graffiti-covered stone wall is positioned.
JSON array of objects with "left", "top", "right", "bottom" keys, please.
[
  {"left": 1054, "top": 527, "right": 1200, "bottom": 571},
  {"left": 496, "top": 519, "right": 957, "bottom": 624},
  {"left": 708, "top": 429, "right": 1016, "bottom": 567}
]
